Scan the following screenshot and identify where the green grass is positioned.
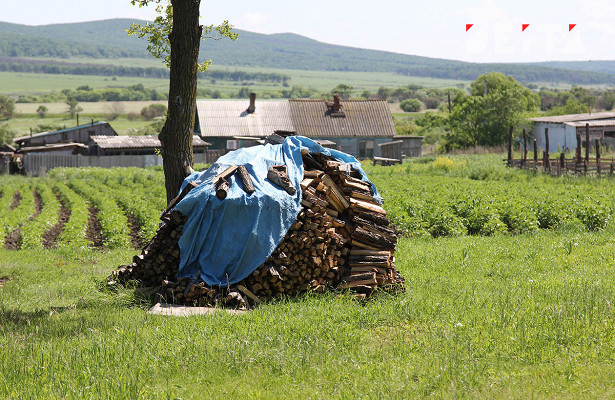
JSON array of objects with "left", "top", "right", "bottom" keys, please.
[
  {"left": 3, "top": 158, "right": 615, "bottom": 397},
  {"left": 0, "top": 63, "right": 469, "bottom": 98},
  {"left": 3, "top": 229, "right": 615, "bottom": 398}
]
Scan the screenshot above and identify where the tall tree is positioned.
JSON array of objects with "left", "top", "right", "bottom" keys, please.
[{"left": 129, "top": 0, "right": 236, "bottom": 203}]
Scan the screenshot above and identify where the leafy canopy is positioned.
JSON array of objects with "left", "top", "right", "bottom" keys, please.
[
  {"left": 446, "top": 72, "right": 539, "bottom": 149},
  {"left": 127, "top": 0, "right": 237, "bottom": 71}
]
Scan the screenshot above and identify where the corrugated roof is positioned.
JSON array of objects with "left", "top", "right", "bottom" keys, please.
[
  {"left": 530, "top": 112, "right": 615, "bottom": 123},
  {"left": 289, "top": 99, "right": 395, "bottom": 138},
  {"left": 90, "top": 135, "right": 210, "bottom": 149},
  {"left": 196, "top": 100, "right": 293, "bottom": 138},
  {"left": 14, "top": 121, "right": 112, "bottom": 142},
  {"left": 564, "top": 120, "right": 615, "bottom": 128},
  {"left": 17, "top": 143, "right": 88, "bottom": 153}
]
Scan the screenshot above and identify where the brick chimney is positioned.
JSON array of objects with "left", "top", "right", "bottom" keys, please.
[
  {"left": 246, "top": 93, "right": 256, "bottom": 114},
  {"left": 333, "top": 94, "right": 341, "bottom": 112}
]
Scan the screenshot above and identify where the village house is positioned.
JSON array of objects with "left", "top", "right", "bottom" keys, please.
[{"left": 194, "top": 94, "right": 402, "bottom": 158}]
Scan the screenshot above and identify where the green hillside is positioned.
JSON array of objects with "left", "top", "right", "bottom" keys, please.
[{"left": 2, "top": 19, "right": 615, "bottom": 85}]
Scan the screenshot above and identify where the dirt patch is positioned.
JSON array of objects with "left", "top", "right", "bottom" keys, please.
[
  {"left": 42, "top": 196, "right": 70, "bottom": 249},
  {"left": 86, "top": 206, "right": 104, "bottom": 249},
  {"left": 4, "top": 229, "right": 21, "bottom": 250},
  {"left": 30, "top": 189, "right": 43, "bottom": 221},
  {"left": 9, "top": 191, "right": 21, "bottom": 211},
  {"left": 126, "top": 214, "right": 144, "bottom": 249}
]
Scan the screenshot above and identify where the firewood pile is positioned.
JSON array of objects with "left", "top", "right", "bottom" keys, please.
[{"left": 108, "top": 151, "right": 404, "bottom": 308}]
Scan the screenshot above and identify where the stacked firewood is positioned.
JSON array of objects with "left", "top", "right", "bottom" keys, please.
[
  {"left": 108, "top": 211, "right": 186, "bottom": 287},
  {"left": 109, "top": 151, "right": 404, "bottom": 308}
]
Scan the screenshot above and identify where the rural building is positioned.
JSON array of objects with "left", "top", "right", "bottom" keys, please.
[
  {"left": 393, "top": 135, "right": 424, "bottom": 157},
  {"left": 194, "top": 95, "right": 397, "bottom": 158},
  {"left": 194, "top": 95, "right": 293, "bottom": 151},
  {"left": 531, "top": 112, "right": 615, "bottom": 152},
  {"left": 14, "top": 121, "right": 117, "bottom": 148},
  {"left": 89, "top": 135, "right": 211, "bottom": 156}
]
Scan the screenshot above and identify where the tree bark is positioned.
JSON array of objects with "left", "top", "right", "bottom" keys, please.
[{"left": 160, "top": 0, "right": 202, "bottom": 204}]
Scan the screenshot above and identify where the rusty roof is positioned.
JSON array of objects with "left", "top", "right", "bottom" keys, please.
[
  {"left": 196, "top": 100, "right": 293, "bottom": 138},
  {"left": 289, "top": 99, "right": 395, "bottom": 138},
  {"left": 530, "top": 112, "right": 615, "bottom": 123},
  {"left": 90, "top": 135, "right": 210, "bottom": 149}
]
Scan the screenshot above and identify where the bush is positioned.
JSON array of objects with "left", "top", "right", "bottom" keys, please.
[
  {"left": 141, "top": 104, "right": 167, "bottom": 120},
  {"left": 400, "top": 98, "right": 422, "bottom": 112}
]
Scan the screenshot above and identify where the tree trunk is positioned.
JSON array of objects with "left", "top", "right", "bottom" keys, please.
[{"left": 160, "top": 0, "right": 202, "bottom": 204}]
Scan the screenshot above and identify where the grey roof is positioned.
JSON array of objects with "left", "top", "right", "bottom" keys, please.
[
  {"left": 196, "top": 100, "right": 293, "bottom": 138},
  {"left": 530, "top": 112, "right": 615, "bottom": 123},
  {"left": 17, "top": 143, "right": 88, "bottom": 153},
  {"left": 564, "top": 120, "right": 615, "bottom": 128},
  {"left": 14, "top": 121, "right": 113, "bottom": 142},
  {"left": 289, "top": 99, "right": 395, "bottom": 138},
  {"left": 90, "top": 135, "right": 210, "bottom": 149}
]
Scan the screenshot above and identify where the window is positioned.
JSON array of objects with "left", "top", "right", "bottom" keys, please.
[{"left": 358, "top": 140, "right": 374, "bottom": 159}]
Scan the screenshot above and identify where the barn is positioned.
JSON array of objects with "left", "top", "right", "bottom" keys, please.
[{"left": 531, "top": 112, "right": 615, "bottom": 152}]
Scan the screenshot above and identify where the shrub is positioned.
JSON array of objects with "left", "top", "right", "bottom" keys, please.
[
  {"left": 141, "top": 104, "right": 168, "bottom": 120},
  {"left": 400, "top": 99, "right": 422, "bottom": 112}
]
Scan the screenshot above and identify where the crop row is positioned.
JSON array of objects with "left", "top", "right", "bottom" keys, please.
[
  {"left": 67, "top": 179, "right": 130, "bottom": 248},
  {"left": 51, "top": 167, "right": 166, "bottom": 245},
  {"left": 0, "top": 183, "right": 36, "bottom": 246},
  {"left": 20, "top": 181, "right": 61, "bottom": 249},
  {"left": 369, "top": 163, "right": 615, "bottom": 238},
  {"left": 52, "top": 182, "right": 92, "bottom": 249}
]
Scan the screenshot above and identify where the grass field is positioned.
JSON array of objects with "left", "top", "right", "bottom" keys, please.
[
  {"left": 2, "top": 157, "right": 615, "bottom": 397},
  {"left": 0, "top": 60, "right": 470, "bottom": 97}
]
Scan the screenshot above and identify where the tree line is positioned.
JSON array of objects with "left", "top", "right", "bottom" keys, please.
[
  {"left": 396, "top": 64, "right": 615, "bottom": 86},
  {"left": 0, "top": 59, "right": 290, "bottom": 84}
]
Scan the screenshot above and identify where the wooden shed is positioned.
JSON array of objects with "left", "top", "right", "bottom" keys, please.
[{"left": 393, "top": 135, "right": 424, "bottom": 157}]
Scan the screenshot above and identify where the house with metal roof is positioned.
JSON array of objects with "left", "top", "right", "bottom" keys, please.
[
  {"left": 194, "top": 94, "right": 397, "bottom": 158},
  {"left": 531, "top": 112, "right": 615, "bottom": 152},
  {"left": 14, "top": 121, "right": 117, "bottom": 149}
]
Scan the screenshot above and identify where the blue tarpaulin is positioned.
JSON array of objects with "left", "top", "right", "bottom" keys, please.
[{"left": 174, "top": 135, "right": 379, "bottom": 286}]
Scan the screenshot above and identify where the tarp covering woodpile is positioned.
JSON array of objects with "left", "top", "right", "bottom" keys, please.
[
  {"left": 174, "top": 136, "right": 377, "bottom": 286},
  {"left": 110, "top": 135, "right": 403, "bottom": 307}
]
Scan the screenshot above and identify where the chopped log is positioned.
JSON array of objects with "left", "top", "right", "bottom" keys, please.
[
  {"left": 321, "top": 174, "right": 350, "bottom": 209},
  {"left": 237, "top": 165, "right": 255, "bottom": 195},
  {"left": 237, "top": 284, "right": 262, "bottom": 305},
  {"left": 214, "top": 165, "right": 239, "bottom": 184},
  {"left": 215, "top": 178, "right": 230, "bottom": 200},
  {"left": 268, "top": 165, "right": 296, "bottom": 195},
  {"left": 349, "top": 198, "right": 386, "bottom": 215}
]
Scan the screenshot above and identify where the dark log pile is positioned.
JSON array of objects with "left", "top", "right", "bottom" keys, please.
[{"left": 108, "top": 151, "right": 404, "bottom": 308}]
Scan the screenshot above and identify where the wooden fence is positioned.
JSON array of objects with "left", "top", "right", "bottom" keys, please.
[
  {"left": 22, "top": 150, "right": 225, "bottom": 176},
  {"left": 507, "top": 123, "right": 615, "bottom": 176}
]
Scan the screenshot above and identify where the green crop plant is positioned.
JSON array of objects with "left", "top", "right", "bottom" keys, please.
[{"left": 20, "top": 181, "right": 61, "bottom": 249}]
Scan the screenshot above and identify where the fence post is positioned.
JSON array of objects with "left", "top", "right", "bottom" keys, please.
[
  {"left": 522, "top": 128, "right": 528, "bottom": 168},
  {"left": 533, "top": 138, "right": 538, "bottom": 172},
  {"left": 596, "top": 138, "right": 601, "bottom": 176},
  {"left": 585, "top": 123, "right": 590, "bottom": 164},
  {"left": 507, "top": 126, "right": 513, "bottom": 166},
  {"left": 544, "top": 128, "right": 550, "bottom": 172},
  {"left": 576, "top": 132, "right": 582, "bottom": 173}
]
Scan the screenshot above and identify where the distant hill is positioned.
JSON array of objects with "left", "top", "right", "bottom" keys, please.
[{"left": 2, "top": 19, "right": 615, "bottom": 85}]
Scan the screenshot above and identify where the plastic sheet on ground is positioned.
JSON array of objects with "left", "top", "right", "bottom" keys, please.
[{"left": 174, "top": 135, "right": 379, "bottom": 286}]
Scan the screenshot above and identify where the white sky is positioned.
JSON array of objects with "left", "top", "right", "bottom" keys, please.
[{"left": 2, "top": 0, "right": 613, "bottom": 63}]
